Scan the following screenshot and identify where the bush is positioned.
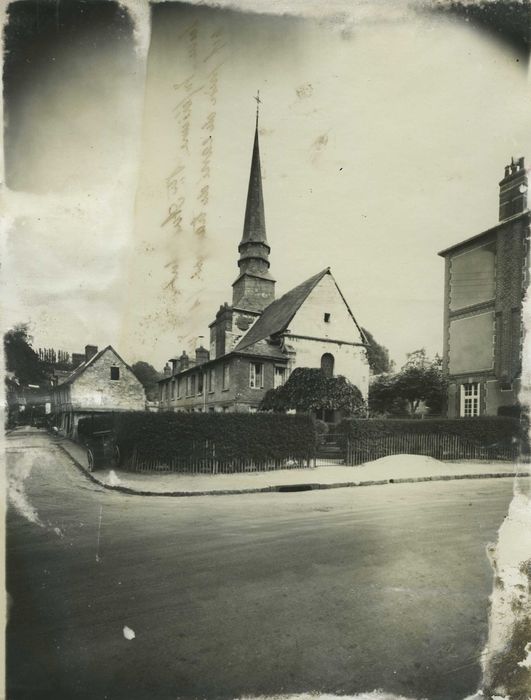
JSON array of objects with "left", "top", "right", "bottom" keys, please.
[
  {"left": 339, "top": 416, "right": 525, "bottom": 450},
  {"left": 260, "top": 367, "right": 365, "bottom": 416},
  {"left": 77, "top": 411, "right": 316, "bottom": 465},
  {"left": 313, "top": 418, "right": 329, "bottom": 446},
  {"left": 497, "top": 404, "right": 527, "bottom": 420}
]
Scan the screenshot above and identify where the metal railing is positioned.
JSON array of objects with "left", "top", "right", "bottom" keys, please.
[
  {"left": 345, "top": 432, "right": 519, "bottom": 466},
  {"left": 125, "top": 441, "right": 313, "bottom": 474}
]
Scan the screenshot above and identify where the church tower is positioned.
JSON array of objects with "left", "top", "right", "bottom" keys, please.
[{"left": 232, "top": 105, "right": 275, "bottom": 312}]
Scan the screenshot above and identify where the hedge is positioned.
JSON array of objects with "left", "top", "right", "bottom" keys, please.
[
  {"left": 339, "top": 416, "right": 527, "bottom": 450},
  {"left": 77, "top": 411, "right": 316, "bottom": 465}
]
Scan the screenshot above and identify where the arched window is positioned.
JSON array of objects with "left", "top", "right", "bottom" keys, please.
[{"left": 321, "top": 353, "right": 335, "bottom": 378}]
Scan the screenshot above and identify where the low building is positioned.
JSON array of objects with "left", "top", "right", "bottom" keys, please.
[
  {"left": 52, "top": 345, "right": 146, "bottom": 437},
  {"left": 159, "top": 117, "right": 369, "bottom": 418},
  {"left": 438, "top": 157, "right": 530, "bottom": 417}
]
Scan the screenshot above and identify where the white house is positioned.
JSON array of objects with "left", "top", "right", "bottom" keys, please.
[{"left": 52, "top": 345, "right": 146, "bottom": 438}]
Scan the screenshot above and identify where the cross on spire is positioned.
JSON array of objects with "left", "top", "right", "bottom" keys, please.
[{"left": 254, "top": 90, "right": 261, "bottom": 128}]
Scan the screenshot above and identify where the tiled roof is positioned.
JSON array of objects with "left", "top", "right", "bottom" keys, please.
[
  {"left": 58, "top": 345, "right": 134, "bottom": 386},
  {"left": 234, "top": 268, "right": 330, "bottom": 352},
  {"left": 233, "top": 340, "right": 287, "bottom": 360}
]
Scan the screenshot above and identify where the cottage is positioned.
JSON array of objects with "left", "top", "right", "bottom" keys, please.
[
  {"left": 52, "top": 345, "right": 146, "bottom": 437},
  {"left": 438, "top": 157, "right": 530, "bottom": 417},
  {"left": 159, "top": 117, "right": 369, "bottom": 419}
]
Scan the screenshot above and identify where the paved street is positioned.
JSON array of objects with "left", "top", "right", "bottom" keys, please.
[{"left": 6, "top": 429, "right": 515, "bottom": 700}]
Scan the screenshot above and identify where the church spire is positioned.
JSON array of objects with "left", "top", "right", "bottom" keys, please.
[
  {"left": 241, "top": 93, "right": 267, "bottom": 248},
  {"left": 232, "top": 95, "right": 275, "bottom": 312}
]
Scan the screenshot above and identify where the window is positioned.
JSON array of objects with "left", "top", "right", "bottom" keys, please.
[
  {"left": 249, "top": 362, "right": 264, "bottom": 389},
  {"left": 460, "top": 383, "right": 480, "bottom": 417},
  {"left": 321, "top": 353, "right": 335, "bottom": 379},
  {"left": 274, "top": 366, "right": 288, "bottom": 388},
  {"left": 110, "top": 366, "right": 120, "bottom": 380},
  {"left": 324, "top": 313, "right": 331, "bottom": 323},
  {"left": 177, "top": 377, "right": 182, "bottom": 399},
  {"left": 191, "top": 374, "right": 196, "bottom": 395},
  {"left": 197, "top": 373, "right": 204, "bottom": 395},
  {"left": 208, "top": 368, "right": 215, "bottom": 392},
  {"left": 222, "top": 363, "right": 230, "bottom": 390},
  {"left": 171, "top": 381, "right": 175, "bottom": 399},
  {"left": 208, "top": 406, "right": 215, "bottom": 413}
]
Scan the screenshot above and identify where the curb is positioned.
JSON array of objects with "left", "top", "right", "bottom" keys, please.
[{"left": 55, "top": 440, "right": 529, "bottom": 498}]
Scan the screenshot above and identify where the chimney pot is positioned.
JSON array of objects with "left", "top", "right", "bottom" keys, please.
[
  {"left": 85, "top": 345, "right": 98, "bottom": 362},
  {"left": 499, "top": 156, "right": 528, "bottom": 221},
  {"left": 195, "top": 346, "right": 210, "bottom": 365}
]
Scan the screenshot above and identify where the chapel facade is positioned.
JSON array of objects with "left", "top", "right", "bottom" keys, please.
[{"left": 158, "top": 118, "right": 369, "bottom": 419}]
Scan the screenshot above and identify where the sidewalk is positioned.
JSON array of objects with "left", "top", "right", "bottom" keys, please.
[{"left": 55, "top": 436, "right": 529, "bottom": 497}]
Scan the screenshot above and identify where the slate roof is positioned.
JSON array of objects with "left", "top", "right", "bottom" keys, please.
[
  {"left": 241, "top": 126, "right": 268, "bottom": 247},
  {"left": 58, "top": 345, "right": 134, "bottom": 386},
  {"left": 437, "top": 209, "right": 529, "bottom": 257},
  {"left": 233, "top": 340, "right": 287, "bottom": 360},
  {"left": 234, "top": 268, "right": 331, "bottom": 352}
]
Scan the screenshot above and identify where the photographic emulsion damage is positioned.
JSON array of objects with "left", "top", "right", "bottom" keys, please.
[{"left": 2, "top": 1, "right": 530, "bottom": 699}]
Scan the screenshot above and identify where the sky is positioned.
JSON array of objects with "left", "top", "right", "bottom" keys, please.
[{"left": 3, "top": 0, "right": 531, "bottom": 370}]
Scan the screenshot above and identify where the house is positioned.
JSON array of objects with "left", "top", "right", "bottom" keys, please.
[
  {"left": 159, "top": 118, "right": 369, "bottom": 419},
  {"left": 438, "top": 157, "right": 530, "bottom": 417},
  {"left": 52, "top": 344, "right": 146, "bottom": 437}
]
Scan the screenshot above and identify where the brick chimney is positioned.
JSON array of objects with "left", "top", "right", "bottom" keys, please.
[
  {"left": 163, "top": 362, "right": 171, "bottom": 377},
  {"left": 179, "top": 351, "right": 189, "bottom": 371},
  {"left": 195, "top": 346, "right": 210, "bottom": 365},
  {"left": 85, "top": 345, "right": 98, "bottom": 362},
  {"left": 499, "top": 156, "right": 528, "bottom": 221},
  {"left": 71, "top": 352, "right": 85, "bottom": 369}
]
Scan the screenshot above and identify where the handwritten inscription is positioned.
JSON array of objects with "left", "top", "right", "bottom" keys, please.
[{"left": 161, "top": 24, "right": 226, "bottom": 294}]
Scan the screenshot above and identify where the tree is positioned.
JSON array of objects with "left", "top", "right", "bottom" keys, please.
[
  {"left": 131, "top": 361, "right": 162, "bottom": 401},
  {"left": 361, "top": 328, "right": 393, "bottom": 375},
  {"left": 259, "top": 367, "right": 366, "bottom": 416},
  {"left": 368, "top": 349, "right": 446, "bottom": 416},
  {"left": 4, "top": 324, "right": 47, "bottom": 386},
  {"left": 368, "top": 373, "right": 408, "bottom": 417}
]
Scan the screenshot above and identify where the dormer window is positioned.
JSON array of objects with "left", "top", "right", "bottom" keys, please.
[
  {"left": 110, "top": 366, "right": 120, "bottom": 380},
  {"left": 324, "top": 313, "right": 331, "bottom": 323}
]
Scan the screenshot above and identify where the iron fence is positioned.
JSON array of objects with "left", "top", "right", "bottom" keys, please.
[
  {"left": 114, "top": 431, "right": 519, "bottom": 473},
  {"left": 345, "top": 432, "right": 519, "bottom": 466},
  {"left": 125, "top": 441, "right": 313, "bottom": 474}
]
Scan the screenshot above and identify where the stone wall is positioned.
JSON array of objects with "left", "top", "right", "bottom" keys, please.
[
  {"left": 70, "top": 348, "right": 146, "bottom": 410},
  {"left": 285, "top": 273, "right": 369, "bottom": 399},
  {"left": 287, "top": 336, "right": 369, "bottom": 400}
]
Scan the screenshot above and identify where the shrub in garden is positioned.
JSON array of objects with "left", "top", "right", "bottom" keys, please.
[{"left": 339, "top": 416, "right": 525, "bottom": 451}]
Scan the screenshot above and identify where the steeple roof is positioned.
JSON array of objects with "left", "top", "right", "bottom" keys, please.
[
  {"left": 240, "top": 125, "right": 268, "bottom": 248},
  {"left": 234, "top": 268, "right": 331, "bottom": 352}
]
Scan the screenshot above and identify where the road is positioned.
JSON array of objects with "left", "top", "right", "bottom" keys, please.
[{"left": 6, "top": 428, "right": 515, "bottom": 700}]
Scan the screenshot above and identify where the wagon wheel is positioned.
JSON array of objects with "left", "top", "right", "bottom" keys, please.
[
  {"left": 87, "top": 449, "right": 95, "bottom": 473},
  {"left": 111, "top": 445, "right": 121, "bottom": 469}
]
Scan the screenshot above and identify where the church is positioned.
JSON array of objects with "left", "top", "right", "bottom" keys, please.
[{"left": 159, "top": 114, "right": 369, "bottom": 419}]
